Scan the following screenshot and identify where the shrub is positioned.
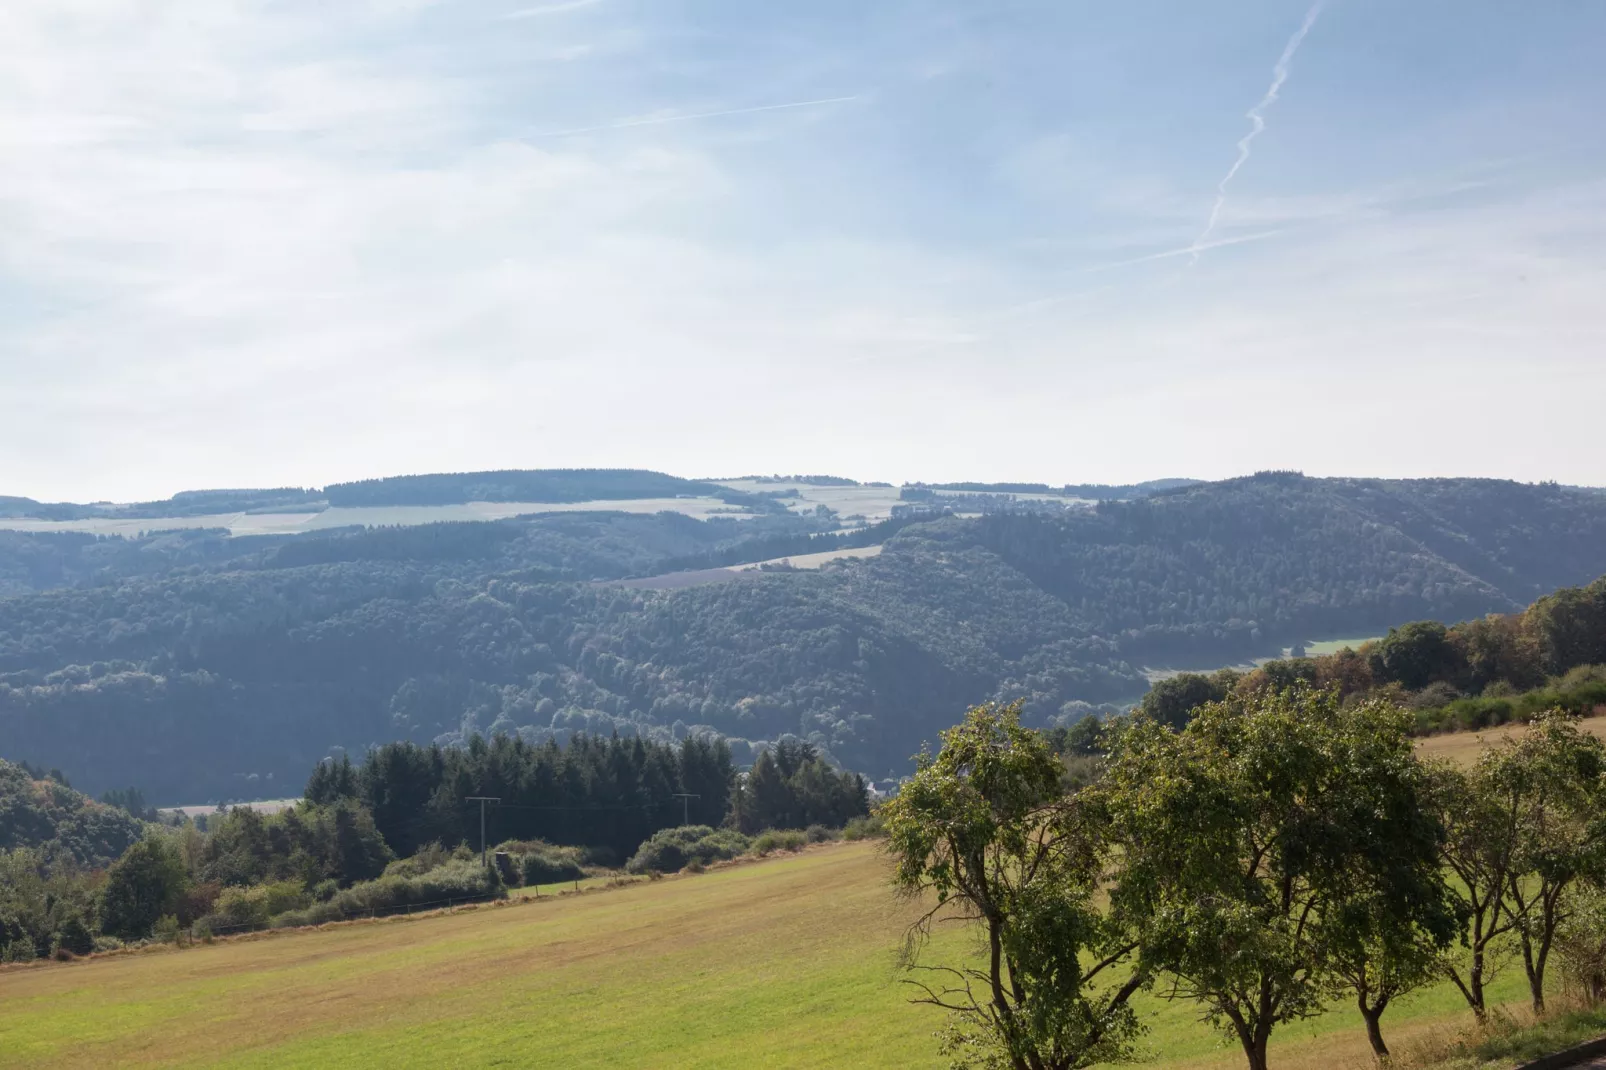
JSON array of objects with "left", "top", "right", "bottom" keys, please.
[
  {"left": 52, "top": 916, "right": 95, "bottom": 957},
  {"left": 3, "top": 938, "right": 38, "bottom": 963},
  {"left": 271, "top": 859, "right": 503, "bottom": 928},
  {"left": 750, "top": 829, "right": 807, "bottom": 856},
  {"left": 383, "top": 842, "right": 471, "bottom": 880},
  {"left": 842, "top": 813, "right": 887, "bottom": 841},
  {"left": 625, "top": 826, "right": 751, "bottom": 874},
  {"left": 210, "top": 880, "right": 311, "bottom": 932},
  {"left": 519, "top": 847, "right": 584, "bottom": 886},
  {"left": 580, "top": 845, "right": 621, "bottom": 869},
  {"left": 804, "top": 824, "right": 837, "bottom": 844},
  {"left": 152, "top": 915, "right": 182, "bottom": 944}
]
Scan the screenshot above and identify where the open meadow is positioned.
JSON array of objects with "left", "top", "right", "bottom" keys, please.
[{"left": 0, "top": 843, "right": 1532, "bottom": 1070}]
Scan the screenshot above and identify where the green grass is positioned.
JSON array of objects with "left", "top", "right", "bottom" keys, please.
[
  {"left": 0, "top": 843, "right": 1551, "bottom": 1070},
  {"left": 1300, "top": 636, "right": 1382, "bottom": 656}
]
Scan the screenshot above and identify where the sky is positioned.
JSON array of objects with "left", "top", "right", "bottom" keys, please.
[{"left": 1, "top": 0, "right": 1603, "bottom": 502}]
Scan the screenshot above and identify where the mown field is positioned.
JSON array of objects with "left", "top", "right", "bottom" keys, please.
[
  {"left": 0, "top": 843, "right": 1530, "bottom": 1070},
  {"left": 1416, "top": 712, "right": 1606, "bottom": 765}
]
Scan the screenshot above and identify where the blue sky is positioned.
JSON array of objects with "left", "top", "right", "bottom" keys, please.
[{"left": 1, "top": 0, "right": 1603, "bottom": 500}]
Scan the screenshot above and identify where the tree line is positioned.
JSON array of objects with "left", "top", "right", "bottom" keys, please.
[
  {"left": 886, "top": 695, "right": 1606, "bottom": 1070},
  {"left": 1138, "top": 572, "right": 1606, "bottom": 736},
  {"left": 0, "top": 730, "right": 868, "bottom": 959}
]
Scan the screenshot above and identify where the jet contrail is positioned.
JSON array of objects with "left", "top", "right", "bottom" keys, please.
[
  {"left": 1190, "top": 2, "right": 1326, "bottom": 263},
  {"left": 527, "top": 96, "right": 859, "bottom": 138}
]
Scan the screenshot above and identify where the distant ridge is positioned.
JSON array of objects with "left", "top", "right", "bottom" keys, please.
[{"left": 323, "top": 468, "right": 725, "bottom": 507}]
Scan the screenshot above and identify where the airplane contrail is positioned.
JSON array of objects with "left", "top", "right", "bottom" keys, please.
[
  {"left": 1190, "top": 2, "right": 1326, "bottom": 263},
  {"left": 527, "top": 96, "right": 860, "bottom": 138}
]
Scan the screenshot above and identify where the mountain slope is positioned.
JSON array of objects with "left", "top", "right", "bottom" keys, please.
[{"left": 3, "top": 474, "right": 1606, "bottom": 802}]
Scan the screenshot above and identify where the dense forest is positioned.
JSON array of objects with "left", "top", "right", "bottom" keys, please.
[
  {"left": 322, "top": 468, "right": 733, "bottom": 507},
  {"left": 3, "top": 473, "right": 1606, "bottom": 803}
]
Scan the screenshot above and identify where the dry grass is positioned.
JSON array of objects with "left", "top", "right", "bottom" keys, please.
[{"left": 1415, "top": 713, "right": 1606, "bottom": 766}]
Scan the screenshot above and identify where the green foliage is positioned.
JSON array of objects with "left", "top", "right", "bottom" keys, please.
[
  {"left": 728, "top": 740, "right": 867, "bottom": 834},
  {"left": 99, "top": 837, "right": 189, "bottom": 941},
  {"left": 1371, "top": 621, "right": 1460, "bottom": 690},
  {"left": 208, "top": 881, "right": 312, "bottom": 931},
  {"left": 841, "top": 812, "right": 887, "bottom": 841},
  {"left": 1137, "top": 671, "right": 1239, "bottom": 730},
  {"left": 626, "top": 826, "right": 751, "bottom": 874},
  {"left": 193, "top": 799, "right": 392, "bottom": 889},
  {"left": 271, "top": 858, "right": 504, "bottom": 928},
  {"left": 884, "top": 702, "right": 1143, "bottom": 1070},
  {"left": 1482, "top": 711, "right": 1606, "bottom": 1012},
  {"left": 1103, "top": 689, "right": 1446, "bottom": 1070},
  {"left": 355, "top": 733, "right": 735, "bottom": 860},
  {"left": 518, "top": 844, "right": 586, "bottom": 885},
  {"left": 0, "top": 758, "right": 145, "bottom": 867},
  {"left": 748, "top": 829, "right": 807, "bottom": 856}
]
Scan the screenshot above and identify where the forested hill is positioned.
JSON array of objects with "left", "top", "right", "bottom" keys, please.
[{"left": 2, "top": 473, "right": 1605, "bottom": 804}]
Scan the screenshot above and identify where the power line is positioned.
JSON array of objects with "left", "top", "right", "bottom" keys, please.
[
  {"left": 465, "top": 797, "right": 500, "bottom": 868},
  {"left": 671, "top": 792, "right": 700, "bottom": 826}
]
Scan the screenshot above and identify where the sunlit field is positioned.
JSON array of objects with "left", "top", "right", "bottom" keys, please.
[{"left": 0, "top": 843, "right": 1528, "bottom": 1070}]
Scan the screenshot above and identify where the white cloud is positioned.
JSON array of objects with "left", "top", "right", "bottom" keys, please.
[{"left": 0, "top": 1, "right": 1601, "bottom": 499}]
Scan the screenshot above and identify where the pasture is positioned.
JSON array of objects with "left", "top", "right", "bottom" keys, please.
[
  {"left": 0, "top": 843, "right": 1529, "bottom": 1070},
  {"left": 1301, "top": 637, "right": 1382, "bottom": 656},
  {"left": 1416, "top": 712, "right": 1606, "bottom": 765}
]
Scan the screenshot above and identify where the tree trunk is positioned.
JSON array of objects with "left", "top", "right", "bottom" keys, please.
[
  {"left": 1239, "top": 1034, "right": 1270, "bottom": 1070},
  {"left": 1361, "top": 1005, "right": 1389, "bottom": 1059},
  {"left": 1521, "top": 930, "right": 1547, "bottom": 1015},
  {"left": 1469, "top": 955, "right": 1488, "bottom": 1022}
]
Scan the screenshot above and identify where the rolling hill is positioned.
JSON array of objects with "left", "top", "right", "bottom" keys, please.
[{"left": 3, "top": 472, "right": 1606, "bottom": 803}]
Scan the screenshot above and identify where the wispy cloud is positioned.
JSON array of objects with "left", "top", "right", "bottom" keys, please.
[
  {"left": 501, "top": 0, "right": 602, "bottom": 19},
  {"left": 526, "top": 95, "right": 860, "bottom": 138},
  {"left": 1190, "top": 2, "right": 1326, "bottom": 262}
]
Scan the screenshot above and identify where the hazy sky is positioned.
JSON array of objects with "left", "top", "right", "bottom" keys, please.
[{"left": 2, "top": 0, "right": 1603, "bottom": 502}]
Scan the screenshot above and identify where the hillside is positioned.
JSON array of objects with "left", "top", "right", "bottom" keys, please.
[
  {"left": 0, "top": 759, "right": 145, "bottom": 867},
  {"left": 0, "top": 843, "right": 1534, "bottom": 1070},
  {"left": 3, "top": 473, "right": 1606, "bottom": 802}
]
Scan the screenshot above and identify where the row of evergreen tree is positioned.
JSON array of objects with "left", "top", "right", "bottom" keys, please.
[{"left": 306, "top": 732, "right": 868, "bottom": 859}]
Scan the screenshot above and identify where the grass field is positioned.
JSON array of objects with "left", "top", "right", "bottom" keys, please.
[
  {"left": 1416, "top": 712, "right": 1606, "bottom": 765},
  {"left": 1301, "top": 637, "right": 1382, "bottom": 656},
  {"left": 0, "top": 843, "right": 1533, "bottom": 1070}
]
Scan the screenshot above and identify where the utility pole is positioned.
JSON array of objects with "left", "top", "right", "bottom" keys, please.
[
  {"left": 466, "top": 797, "right": 500, "bottom": 868},
  {"left": 671, "top": 792, "right": 700, "bottom": 826}
]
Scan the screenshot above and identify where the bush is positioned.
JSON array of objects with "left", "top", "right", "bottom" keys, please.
[
  {"left": 3, "top": 938, "right": 38, "bottom": 963},
  {"left": 750, "top": 829, "right": 807, "bottom": 856},
  {"left": 625, "top": 826, "right": 752, "bottom": 874},
  {"left": 579, "top": 845, "right": 621, "bottom": 869},
  {"left": 842, "top": 813, "right": 887, "bottom": 841},
  {"left": 804, "top": 824, "right": 837, "bottom": 844},
  {"left": 270, "top": 859, "right": 503, "bottom": 928},
  {"left": 383, "top": 842, "right": 471, "bottom": 880},
  {"left": 210, "top": 880, "right": 311, "bottom": 932},
  {"left": 152, "top": 915, "right": 182, "bottom": 944},
  {"left": 52, "top": 916, "right": 95, "bottom": 957},
  {"left": 519, "top": 847, "right": 584, "bottom": 886}
]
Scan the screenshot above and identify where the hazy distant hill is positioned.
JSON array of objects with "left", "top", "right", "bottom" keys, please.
[
  {"left": 322, "top": 468, "right": 729, "bottom": 507},
  {"left": 2, "top": 472, "right": 1605, "bottom": 803}
]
